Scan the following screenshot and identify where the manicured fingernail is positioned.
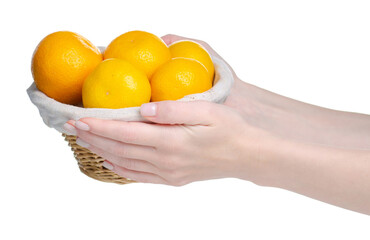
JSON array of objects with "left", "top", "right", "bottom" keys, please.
[
  {"left": 63, "top": 123, "right": 77, "bottom": 135},
  {"left": 75, "top": 120, "right": 90, "bottom": 131},
  {"left": 140, "top": 103, "right": 157, "bottom": 117},
  {"left": 103, "top": 161, "right": 114, "bottom": 170},
  {"left": 76, "top": 138, "right": 90, "bottom": 148}
]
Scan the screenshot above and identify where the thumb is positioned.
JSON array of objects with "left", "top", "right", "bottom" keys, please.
[{"left": 140, "top": 101, "right": 218, "bottom": 125}]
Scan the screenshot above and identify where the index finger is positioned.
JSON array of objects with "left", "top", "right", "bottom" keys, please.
[{"left": 74, "top": 118, "right": 163, "bottom": 147}]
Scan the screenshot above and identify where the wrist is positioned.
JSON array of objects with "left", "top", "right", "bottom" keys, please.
[
  {"left": 233, "top": 128, "right": 305, "bottom": 188},
  {"left": 231, "top": 124, "right": 282, "bottom": 185}
]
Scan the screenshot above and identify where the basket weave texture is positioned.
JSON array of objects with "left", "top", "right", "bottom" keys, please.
[{"left": 63, "top": 134, "right": 134, "bottom": 184}]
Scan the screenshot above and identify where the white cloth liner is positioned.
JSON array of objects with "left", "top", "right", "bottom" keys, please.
[{"left": 27, "top": 54, "right": 234, "bottom": 134}]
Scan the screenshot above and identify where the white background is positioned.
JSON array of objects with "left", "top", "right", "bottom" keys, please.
[{"left": 1, "top": 0, "right": 369, "bottom": 239}]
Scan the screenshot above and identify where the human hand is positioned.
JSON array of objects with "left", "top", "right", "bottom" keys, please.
[
  {"left": 160, "top": 34, "right": 268, "bottom": 130},
  {"left": 65, "top": 101, "right": 267, "bottom": 186},
  {"left": 63, "top": 99, "right": 370, "bottom": 214},
  {"left": 164, "top": 34, "right": 370, "bottom": 150}
]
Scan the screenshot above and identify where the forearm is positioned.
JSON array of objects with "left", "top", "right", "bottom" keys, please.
[
  {"left": 226, "top": 79, "right": 370, "bottom": 149},
  {"left": 226, "top": 79, "right": 370, "bottom": 214},
  {"left": 244, "top": 134, "right": 370, "bottom": 215}
]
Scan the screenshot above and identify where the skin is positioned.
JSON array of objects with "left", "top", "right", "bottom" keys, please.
[{"left": 64, "top": 34, "right": 370, "bottom": 215}]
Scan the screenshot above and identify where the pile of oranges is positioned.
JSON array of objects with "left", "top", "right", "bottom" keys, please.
[{"left": 31, "top": 30, "right": 215, "bottom": 108}]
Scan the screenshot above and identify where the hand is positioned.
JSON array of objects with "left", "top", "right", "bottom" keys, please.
[
  {"left": 162, "top": 34, "right": 370, "bottom": 149},
  {"left": 65, "top": 101, "right": 268, "bottom": 186},
  {"left": 160, "top": 34, "right": 248, "bottom": 112},
  {"left": 64, "top": 99, "right": 370, "bottom": 214}
]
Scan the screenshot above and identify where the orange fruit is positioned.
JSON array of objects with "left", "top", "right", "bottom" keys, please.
[
  {"left": 151, "top": 58, "right": 212, "bottom": 102},
  {"left": 31, "top": 31, "right": 102, "bottom": 105},
  {"left": 103, "top": 30, "right": 171, "bottom": 79},
  {"left": 82, "top": 58, "right": 151, "bottom": 109},
  {"left": 169, "top": 40, "right": 215, "bottom": 81}
]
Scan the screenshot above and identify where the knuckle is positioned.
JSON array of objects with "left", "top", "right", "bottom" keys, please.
[
  {"left": 174, "top": 181, "right": 187, "bottom": 187},
  {"left": 162, "top": 166, "right": 188, "bottom": 187},
  {"left": 168, "top": 176, "right": 188, "bottom": 187}
]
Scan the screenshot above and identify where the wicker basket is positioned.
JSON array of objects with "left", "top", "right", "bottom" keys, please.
[{"left": 63, "top": 134, "right": 135, "bottom": 184}]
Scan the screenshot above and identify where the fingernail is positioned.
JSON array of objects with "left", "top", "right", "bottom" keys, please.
[
  {"left": 75, "top": 120, "right": 90, "bottom": 131},
  {"left": 103, "top": 161, "right": 114, "bottom": 170},
  {"left": 141, "top": 103, "right": 157, "bottom": 117},
  {"left": 76, "top": 138, "right": 90, "bottom": 148},
  {"left": 63, "top": 123, "right": 77, "bottom": 135}
]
